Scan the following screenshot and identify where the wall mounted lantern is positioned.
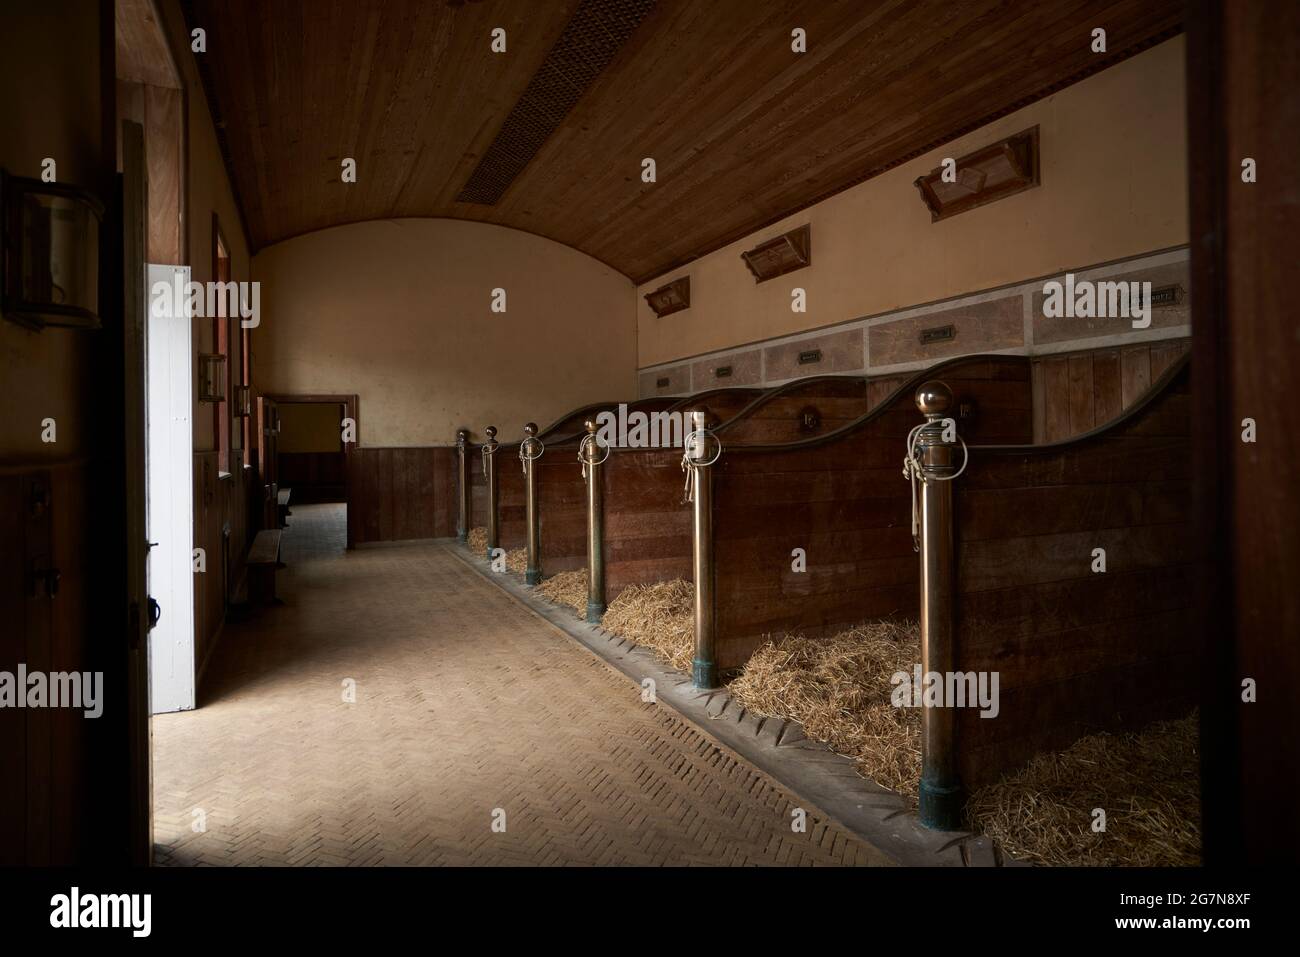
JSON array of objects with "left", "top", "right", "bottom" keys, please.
[
  {"left": 1, "top": 170, "right": 104, "bottom": 330},
  {"left": 198, "top": 354, "right": 227, "bottom": 402}
]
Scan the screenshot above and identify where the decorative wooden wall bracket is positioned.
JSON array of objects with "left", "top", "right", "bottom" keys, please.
[
  {"left": 644, "top": 276, "right": 690, "bottom": 317},
  {"left": 913, "top": 127, "right": 1040, "bottom": 222},
  {"left": 740, "top": 223, "right": 811, "bottom": 282}
]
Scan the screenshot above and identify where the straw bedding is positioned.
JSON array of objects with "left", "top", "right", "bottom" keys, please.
[
  {"left": 534, "top": 569, "right": 588, "bottom": 615},
  {"left": 600, "top": 580, "right": 696, "bottom": 672},
  {"left": 504, "top": 547, "right": 528, "bottom": 575},
  {"left": 519, "top": 565, "right": 1199, "bottom": 866},
  {"left": 467, "top": 526, "right": 487, "bottom": 555},
  {"left": 966, "top": 712, "right": 1200, "bottom": 866},
  {"left": 729, "top": 621, "right": 922, "bottom": 798}
]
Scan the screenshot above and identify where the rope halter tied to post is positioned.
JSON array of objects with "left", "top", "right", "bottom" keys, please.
[
  {"left": 481, "top": 426, "right": 498, "bottom": 477},
  {"left": 680, "top": 420, "right": 722, "bottom": 503},
  {"left": 519, "top": 423, "right": 544, "bottom": 475},
  {"left": 901, "top": 385, "right": 968, "bottom": 552},
  {"left": 578, "top": 430, "right": 610, "bottom": 481}
]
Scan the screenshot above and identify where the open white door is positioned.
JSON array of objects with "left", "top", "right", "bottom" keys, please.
[{"left": 146, "top": 263, "right": 196, "bottom": 714}]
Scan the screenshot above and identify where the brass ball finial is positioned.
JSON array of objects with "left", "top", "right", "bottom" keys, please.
[
  {"left": 485, "top": 425, "right": 497, "bottom": 439},
  {"left": 456, "top": 428, "right": 469, "bottom": 441},
  {"left": 915, "top": 381, "right": 952, "bottom": 416},
  {"left": 524, "top": 422, "right": 537, "bottom": 437},
  {"left": 585, "top": 418, "right": 598, "bottom": 433}
]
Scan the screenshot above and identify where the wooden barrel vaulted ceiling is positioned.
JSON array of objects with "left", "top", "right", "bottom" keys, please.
[{"left": 182, "top": 0, "right": 1182, "bottom": 282}]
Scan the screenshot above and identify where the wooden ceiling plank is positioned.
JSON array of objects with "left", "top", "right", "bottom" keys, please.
[{"left": 191, "top": 0, "right": 1182, "bottom": 276}]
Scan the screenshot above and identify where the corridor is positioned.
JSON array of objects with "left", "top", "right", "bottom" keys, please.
[{"left": 152, "top": 505, "right": 880, "bottom": 866}]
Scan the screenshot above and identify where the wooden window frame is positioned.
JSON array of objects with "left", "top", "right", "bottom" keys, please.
[{"left": 211, "top": 214, "right": 232, "bottom": 474}]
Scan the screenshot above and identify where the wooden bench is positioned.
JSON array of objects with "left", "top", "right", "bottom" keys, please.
[
  {"left": 247, "top": 528, "right": 282, "bottom": 605},
  {"left": 277, "top": 487, "right": 293, "bottom": 528}
]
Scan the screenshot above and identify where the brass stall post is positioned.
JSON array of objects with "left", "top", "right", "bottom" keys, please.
[
  {"left": 483, "top": 425, "right": 499, "bottom": 561},
  {"left": 456, "top": 428, "right": 471, "bottom": 544},
  {"left": 684, "top": 410, "right": 721, "bottom": 690},
  {"left": 580, "top": 418, "right": 608, "bottom": 622},
  {"left": 520, "top": 423, "right": 544, "bottom": 585},
  {"left": 910, "top": 381, "right": 963, "bottom": 830}
]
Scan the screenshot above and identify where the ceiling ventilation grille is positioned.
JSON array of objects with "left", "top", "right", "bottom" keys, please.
[{"left": 456, "top": 0, "right": 656, "bottom": 205}]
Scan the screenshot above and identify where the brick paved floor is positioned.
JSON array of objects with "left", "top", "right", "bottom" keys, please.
[{"left": 152, "top": 504, "right": 886, "bottom": 866}]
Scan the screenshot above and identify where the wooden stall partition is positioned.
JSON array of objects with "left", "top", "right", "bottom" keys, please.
[
  {"left": 953, "top": 357, "right": 1194, "bottom": 789},
  {"left": 468, "top": 439, "right": 488, "bottom": 541},
  {"left": 711, "top": 356, "right": 1033, "bottom": 671},
  {"left": 601, "top": 444, "right": 695, "bottom": 594},
  {"left": 491, "top": 396, "right": 660, "bottom": 540},
  {"left": 716, "top": 375, "right": 905, "bottom": 445},
  {"left": 587, "top": 388, "right": 799, "bottom": 593},
  {"left": 486, "top": 390, "right": 758, "bottom": 573},
  {"left": 489, "top": 396, "right": 683, "bottom": 552}
]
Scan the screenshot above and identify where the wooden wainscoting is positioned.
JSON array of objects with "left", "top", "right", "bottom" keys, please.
[
  {"left": 277, "top": 451, "right": 346, "bottom": 503},
  {"left": 1030, "top": 338, "right": 1190, "bottom": 443},
  {"left": 348, "top": 447, "right": 457, "bottom": 545},
  {"left": 192, "top": 453, "right": 259, "bottom": 677}
]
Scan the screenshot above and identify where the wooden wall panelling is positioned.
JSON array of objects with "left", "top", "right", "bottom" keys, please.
[
  {"left": 559, "top": 385, "right": 862, "bottom": 592},
  {"left": 116, "top": 79, "right": 183, "bottom": 263},
  {"left": 467, "top": 441, "right": 488, "bottom": 538},
  {"left": 710, "top": 356, "right": 1033, "bottom": 670},
  {"left": 1067, "top": 354, "right": 1095, "bottom": 435},
  {"left": 144, "top": 84, "right": 182, "bottom": 264},
  {"left": 496, "top": 445, "right": 527, "bottom": 551},
  {"left": 348, "top": 447, "right": 456, "bottom": 546},
  {"left": 1032, "top": 339, "right": 1191, "bottom": 443},
  {"left": 1091, "top": 349, "right": 1124, "bottom": 428},
  {"left": 0, "top": 464, "right": 94, "bottom": 864},
  {"left": 1120, "top": 345, "right": 1153, "bottom": 408},
  {"left": 602, "top": 448, "right": 694, "bottom": 595},
  {"left": 276, "top": 451, "right": 346, "bottom": 501},
  {"left": 535, "top": 438, "right": 590, "bottom": 576},
  {"left": 953, "top": 360, "right": 1194, "bottom": 789}
]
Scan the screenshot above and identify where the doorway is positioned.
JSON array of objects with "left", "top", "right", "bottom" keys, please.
[{"left": 261, "top": 394, "right": 358, "bottom": 549}]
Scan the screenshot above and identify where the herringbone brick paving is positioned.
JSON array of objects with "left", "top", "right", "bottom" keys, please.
[{"left": 152, "top": 503, "right": 887, "bottom": 866}]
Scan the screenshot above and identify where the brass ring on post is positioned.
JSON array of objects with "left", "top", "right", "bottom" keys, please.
[
  {"left": 578, "top": 432, "right": 610, "bottom": 467},
  {"left": 520, "top": 425, "right": 545, "bottom": 475},
  {"left": 911, "top": 381, "right": 963, "bottom": 831},
  {"left": 683, "top": 428, "right": 722, "bottom": 467}
]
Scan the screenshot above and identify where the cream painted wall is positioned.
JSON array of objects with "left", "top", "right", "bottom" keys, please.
[
  {"left": 277, "top": 403, "right": 343, "bottom": 454},
  {"left": 0, "top": 2, "right": 105, "bottom": 463},
  {"left": 637, "top": 37, "right": 1189, "bottom": 368},
  {"left": 252, "top": 219, "right": 637, "bottom": 446}
]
